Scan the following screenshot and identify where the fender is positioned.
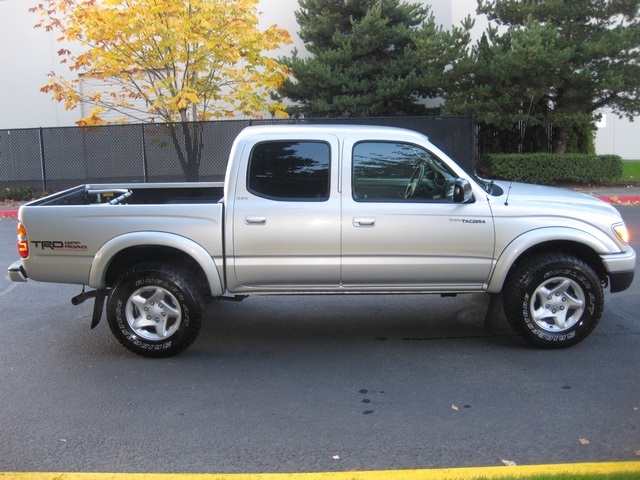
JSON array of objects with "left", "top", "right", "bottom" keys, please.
[
  {"left": 486, "top": 226, "right": 616, "bottom": 294},
  {"left": 88, "top": 231, "right": 224, "bottom": 296}
]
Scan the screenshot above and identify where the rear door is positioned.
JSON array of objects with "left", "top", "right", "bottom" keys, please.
[{"left": 229, "top": 134, "right": 341, "bottom": 290}]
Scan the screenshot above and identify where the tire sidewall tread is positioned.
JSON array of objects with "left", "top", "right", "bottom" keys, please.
[
  {"left": 107, "top": 264, "right": 203, "bottom": 357},
  {"left": 503, "top": 253, "right": 603, "bottom": 348}
]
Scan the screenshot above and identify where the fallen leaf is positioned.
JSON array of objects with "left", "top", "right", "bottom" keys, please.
[
  {"left": 579, "top": 438, "right": 590, "bottom": 445},
  {"left": 451, "top": 405, "right": 459, "bottom": 411},
  {"left": 500, "top": 457, "right": 517, "bottom": 466}
]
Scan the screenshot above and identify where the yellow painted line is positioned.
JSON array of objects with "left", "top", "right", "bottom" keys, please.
[{"left": 1, "top": 462, "right": 640, "bottom": 480}]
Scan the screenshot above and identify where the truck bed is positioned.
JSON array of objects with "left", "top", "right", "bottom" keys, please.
[
  {"left": 18, "top": 182, "right": 225, "bottom": 287},
  {"left": 30, "top": 183, "right": 224, "bottom": 206}
]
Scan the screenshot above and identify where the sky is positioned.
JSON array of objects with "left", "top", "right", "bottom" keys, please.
[{"left": 0, "top": 0, "right": 635, "bottom": 157}]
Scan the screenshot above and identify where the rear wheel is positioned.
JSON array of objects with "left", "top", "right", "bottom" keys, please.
[
  {"left": 503, "top": 254, "right": 603, "bottom": 348},
  {"left": 106, "top": 264, "right": 203, "bottom": 357}
]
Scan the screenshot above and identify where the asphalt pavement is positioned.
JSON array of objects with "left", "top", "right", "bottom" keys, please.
[
  {"left": 1, "top": 200, "right": 639, "bottom": 475},
  {"left": 1, "top": 182, "right": 638, "bottom": 477}
]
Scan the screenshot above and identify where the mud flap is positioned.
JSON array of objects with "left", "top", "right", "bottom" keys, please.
[
  {"left": 91, "top": 289, "right": 108, "bottom": 329},
  {"left": 484, "top": 292, "right": 504, "bottom": 335}
]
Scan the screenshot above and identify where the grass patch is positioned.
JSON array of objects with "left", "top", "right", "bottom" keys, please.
[
  {"left": 471, "top": 473, "right": 640, "bottom": 480},
  {"left": 622, "top": 161, "right": 640, "bottom": 182}
]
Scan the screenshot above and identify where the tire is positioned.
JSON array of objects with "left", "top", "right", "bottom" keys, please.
[
  {"left": 503, "top": 253, "right": 603, "bottom": 348},
  {"left": 106, "top": 264, "right": 203, "bottom": 357}
]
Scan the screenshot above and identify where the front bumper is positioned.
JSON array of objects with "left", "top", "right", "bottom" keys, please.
[
  {"left": 8, "top": 260, "right": 27, "bottom": 282},
  {"left": 601, "top": 247, "right": 636, "bottom": 293},
  {"left": 609, "top": 270, "right": 634, "bottom": 293}
]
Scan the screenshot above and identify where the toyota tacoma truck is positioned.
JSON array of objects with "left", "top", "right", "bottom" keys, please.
[{"left": 7, "top": 125, "right": 636, "bottom": 357}]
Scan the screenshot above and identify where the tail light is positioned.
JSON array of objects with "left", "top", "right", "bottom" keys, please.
[{"left": 17, "top": 222, "right": 29, "bottom": 258}]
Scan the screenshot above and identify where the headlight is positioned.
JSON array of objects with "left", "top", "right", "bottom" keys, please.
[{"left": 613, "top": 223, "right": 630, "bottom": 244}]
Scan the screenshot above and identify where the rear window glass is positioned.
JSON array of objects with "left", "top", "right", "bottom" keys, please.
[{"left": 248, "top": 141, "right": 330, "bottom": 201}]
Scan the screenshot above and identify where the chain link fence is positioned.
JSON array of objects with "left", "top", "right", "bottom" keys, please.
[{"left": 0, "top": 116, "right": 475, "bottom": 192}]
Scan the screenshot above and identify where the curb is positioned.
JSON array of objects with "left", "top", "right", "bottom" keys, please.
[
  {"left": 0, "top": 209, "right": 18, "bottom": 218},
  {"left": 596, "top": 195, "right": 640, "bottom": 205},
  {"left": 2, "top": 462, "right": 640, "bottom": 479}
]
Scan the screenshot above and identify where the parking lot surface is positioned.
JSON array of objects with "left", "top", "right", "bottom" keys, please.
[{"left": 1, "top": 210, "right": 639, "bottom": 474}]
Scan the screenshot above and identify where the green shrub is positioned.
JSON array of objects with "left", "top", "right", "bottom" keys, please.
[
  {"left": 485, "top": 153, "right": 623, "bottom": 185},
  {"left": 0, "top": 186, "right": 37, "bottom": 202}
]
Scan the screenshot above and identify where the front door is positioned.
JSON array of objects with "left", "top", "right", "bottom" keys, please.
[{"left": 342, "top": 139, "right": 495, "bottom": 290}]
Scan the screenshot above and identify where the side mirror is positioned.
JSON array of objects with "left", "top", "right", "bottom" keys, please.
[{"left": 453, "top": 178, "right": 474, "bottom": 203}]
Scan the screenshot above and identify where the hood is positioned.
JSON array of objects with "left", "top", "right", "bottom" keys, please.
[{"left": 489, "top": 181, "right": 622, "bottom": 217}]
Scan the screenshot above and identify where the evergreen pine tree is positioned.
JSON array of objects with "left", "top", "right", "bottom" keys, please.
[
  {"left": 444, "top": 0, "right": 640, "bottom": 154},
  {"left": 278, "top": 0, "right": 463, "bottom": 117}
]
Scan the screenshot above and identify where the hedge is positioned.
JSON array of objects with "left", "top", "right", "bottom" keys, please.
[
  {"left": 0, "top": 186, "right": 38, "bottom": 202},
  {"left": 484, "top": 153, "right": 623, "bottom": 185}
]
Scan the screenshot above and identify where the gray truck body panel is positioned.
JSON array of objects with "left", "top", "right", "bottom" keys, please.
[{"left": 9, "top": 125, "right": 635, "bottom": 297}]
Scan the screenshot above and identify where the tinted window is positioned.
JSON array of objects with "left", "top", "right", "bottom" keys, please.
[
  {"left": 353, "top": 142, "right": 456, "bottom": 202},
  {"left": 248, "top": 141, "right": 330, "bottom": 201}
]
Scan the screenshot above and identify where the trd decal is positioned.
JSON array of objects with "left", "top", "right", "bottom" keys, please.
[{"left": 31, "top": 240, "right": 88, "bottom": 251}]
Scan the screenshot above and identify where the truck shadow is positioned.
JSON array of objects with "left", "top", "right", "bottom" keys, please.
[{"left": 196, "top": 293, "right": 517, "bottom": 353}]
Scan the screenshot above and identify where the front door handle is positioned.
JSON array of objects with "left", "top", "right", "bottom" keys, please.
[
  {"left": 353, "top": 217, "right": 375, "bottom": 227},
  {"left": 245, "top": 216, "right": 266, "bottom": 225}
]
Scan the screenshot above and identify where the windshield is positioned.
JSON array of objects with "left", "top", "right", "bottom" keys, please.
[{"left": 468, "top": 172, "right": 504, "bottom": 196}]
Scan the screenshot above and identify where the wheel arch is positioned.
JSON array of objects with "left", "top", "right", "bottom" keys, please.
[
  {"left": 488, "top": 229, "right": 609, "bottom": 293},
  {"left": 88, "top": 232, "right": 224, "bottom": 297}
]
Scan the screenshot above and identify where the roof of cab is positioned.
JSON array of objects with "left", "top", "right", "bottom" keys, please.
[{"left": 237, "top": 123, "right": 430, "bottom": 142}]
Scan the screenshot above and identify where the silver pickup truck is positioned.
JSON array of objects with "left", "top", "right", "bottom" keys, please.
[{"left": 8, "top": 125, "right": 636, "bottom": 356}]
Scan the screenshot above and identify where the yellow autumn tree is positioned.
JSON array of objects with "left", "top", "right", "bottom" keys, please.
[{"left": 31, "top": 0, "right": 291, "bottom": 180}]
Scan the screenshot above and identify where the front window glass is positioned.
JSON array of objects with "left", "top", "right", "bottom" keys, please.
[{"left": 352, "top": 142, "right": 457, "bottom": 202}]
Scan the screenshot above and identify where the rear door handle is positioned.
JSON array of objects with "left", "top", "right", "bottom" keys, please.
[
  {"left": 353, "top": 217, "right": 375, "bottom": 227},
  {"left": 245, "top": 216, "right": 266, "bottom": 225}
]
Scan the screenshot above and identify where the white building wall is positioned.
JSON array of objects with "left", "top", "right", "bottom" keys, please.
[
  {"left": 0, "top": 0, "right": 636, "bottom": 157},
  {"left": 596, "top": 113, "right": 639, "bottom": 159},
  {"left": 0, "top": 0, "right": 78, "bottom": 128},
  {"left": 0, "top": 0, "right": 458, "bottom": 130}
]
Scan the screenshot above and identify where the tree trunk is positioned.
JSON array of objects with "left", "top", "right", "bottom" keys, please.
[
  {"left": 183, "top": 151, "right": 200, "bottom": 182},
  {"left": 554, "top": 125, "right": 569, "bottom": 154},
  {"left": 166, "top": 122, "right": 203, "bottom": 182}
]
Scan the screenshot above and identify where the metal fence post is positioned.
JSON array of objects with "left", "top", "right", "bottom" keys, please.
[
  {"left": 142, "top": 124, "right": 149, "bottom": 183},
  {"left": 38, "top": 127, "right": 47, "bottom": 192}
]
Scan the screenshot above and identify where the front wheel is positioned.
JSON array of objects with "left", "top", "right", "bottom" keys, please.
[
  {"left": 503, "top": 254, "right": 603, "bottom": 348},
  {"left": 106, "top": 264, "right": 203, "bottom": 357}
]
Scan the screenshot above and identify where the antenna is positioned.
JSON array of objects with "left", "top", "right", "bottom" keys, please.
[{"left": 504, "top": 182, "right": 513, "bottom": 206}]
